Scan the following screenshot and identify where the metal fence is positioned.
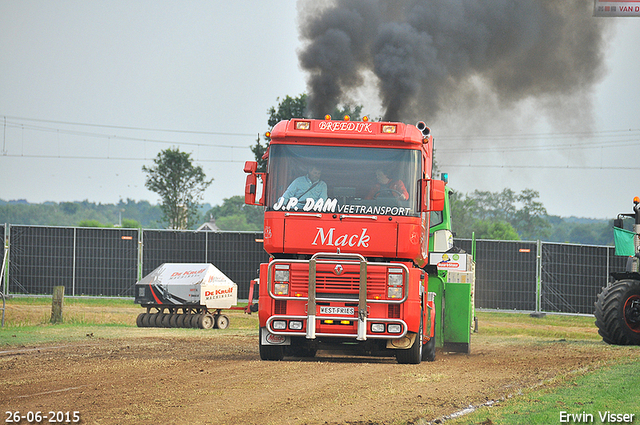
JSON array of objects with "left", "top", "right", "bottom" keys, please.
[
  {"left": 457, "top": 238, "right": 628, "bottom": 315},
  {"left": 0, "top": 224, "right": 628, "bottom": 315},
  {"left": 3, "top": 225, "right": 268, "bottom": 299}
]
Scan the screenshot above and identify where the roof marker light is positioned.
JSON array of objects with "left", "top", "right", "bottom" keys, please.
[
  {"left": 324, "top": 114, "right": 332, "bottom": 120},
  {"left": 382, "top": 124, "right": 397, "bottom": 134}
]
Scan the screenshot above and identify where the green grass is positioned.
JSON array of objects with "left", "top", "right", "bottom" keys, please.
[
  {"left": 446, "top": 359, "right": 640, "bottom": 425},
  {"left": 476, "top": 311, "right": 600, "bottom": 341},
  {"left": 0, "top": 296, "right": 258, "bottom": 346}
]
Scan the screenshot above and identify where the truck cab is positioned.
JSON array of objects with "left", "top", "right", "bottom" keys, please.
[{"left": 245, "top": 117, "right": 446, "bottom": 363}]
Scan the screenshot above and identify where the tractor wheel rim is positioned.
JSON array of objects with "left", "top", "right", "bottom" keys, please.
[{"left": 624, "top": 295, "right": 640, "bottom": 333}]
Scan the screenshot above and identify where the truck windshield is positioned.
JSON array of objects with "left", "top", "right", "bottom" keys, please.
[{"left": 267, "top": 144, "right": 420, "bottom": 217}]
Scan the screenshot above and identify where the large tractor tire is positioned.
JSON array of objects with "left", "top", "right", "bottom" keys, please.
[{"left": 595, "top": 279, "right": 640, "bottom": 345}]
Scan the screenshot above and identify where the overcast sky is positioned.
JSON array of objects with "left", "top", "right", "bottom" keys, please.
[{"left": 1, "top": 1, "right": 639, "bottom": 220}]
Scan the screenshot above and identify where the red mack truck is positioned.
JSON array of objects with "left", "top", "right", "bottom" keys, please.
[{"left": 244, "top": 116, "right": 446, "bottom": 364}]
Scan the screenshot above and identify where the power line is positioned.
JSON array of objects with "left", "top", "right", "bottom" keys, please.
[
  {"left": 0, "top": 152, "right": 247, "bottom": 163},
  {"left": 1, "top": 115, "right": 256, "bottom": 137},
  {"left": 3, "top": 121, "right": 250, "bottom": 149},
  {"left": 436, "top": 136, "right": 640, "bottom": 154},
  {"left": 438, "top": 163, "right": 640, "bottom": 170},
  {"left": 436, "top": 128, "right": 640, "bottom": 142}
]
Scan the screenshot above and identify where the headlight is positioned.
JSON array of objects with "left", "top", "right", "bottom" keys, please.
[
  {"left": 274, "top": 283, "right": 289, "bottom": 296},
  {"left": 371, "top": 323, "right": 385, "bottom": 333},
  {"left": 273, "top": 320, "right": 287, "bottom": 330},
  {"left": 275, "top": 269, "right": 290, "bottom": 282},
  {"left": 388, "top": 273, "right": 403, "bottom": 287},
  {"left": 388, "top": 286, "right": 403, "bottom": 299},
  {"left": 387, "top": 324, "right": 402, "bottom": 333},
  {"left": 289, "top": 321, "right": 303, "bottom": 330}
]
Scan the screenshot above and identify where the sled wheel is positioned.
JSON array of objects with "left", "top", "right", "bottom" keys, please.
[
  {"left": 189, "top": 314, "right": 200, "bottom": 328},
  {"left": 215, "top": 314, "right": 230, "bottom": 330},
  {"left": 136, "top": 313, "right": 146, "bottom": 327},
  {"left": 595, "top": 279, "right": 640, "bottom": 345},
  {"left": 161, "top": 313, "right": 172, "bottom": 328},
  {"left": 169, "top": 313, "right": 180, "bottom": 328},
  {"left": 176, "top": 313, "right": 189, "bottom": 328},
  {"left": 198, "top": 313, "right": 215, "bottom": 330}
]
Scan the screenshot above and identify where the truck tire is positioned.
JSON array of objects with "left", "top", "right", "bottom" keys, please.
[
  {"left": 287, "top": 338, "right": 317, "bottom": 358},
  {"left": 396, "top": 319, "right": 423, "bottom": 364},
  {"left": 595, "top": 279, "right": 640, "bottom": 345},
  {"left": 259, "top": 328, "right": 285, "bottom": 361}
]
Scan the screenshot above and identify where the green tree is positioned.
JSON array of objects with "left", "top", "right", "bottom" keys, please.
[
  {"left": 78, "top": 219, "right": 112, "bottom": 228},
  {"left": 205, "top": 195, "right": 263, "bottom": 231},
  {"left": 473, "top": 220, "right": 520, "bottom": 240},
  {"left": 250, "top": 133, "right": 269, "bottom": 173},
  {"left": 252, "top": 94, "right": 365, "bottom": 169},
  {"left": 267, "top": 94, "right": 308, "bottom": 128},
  {"left": 142, "top": 148, "right": 213, "bottom": 230},
  {"left": 514, "top": 189, "right": 551, "bottom": 240},
  {"left": 449, "top": 188, "right": 551, "bottom": 240}
]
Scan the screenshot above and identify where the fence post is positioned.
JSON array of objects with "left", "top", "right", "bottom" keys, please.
[
  {"left": 138, "top": 229, "right": 144, "bottom": 282},
  {"left": 72, "top": 227, "right": 77, "bottom": 296},
  {"left": 535, "top": 240, "right": 542, "bottom": 314},
  {"left": 51, "top": 285, "right": 64, "bottom": 324}
]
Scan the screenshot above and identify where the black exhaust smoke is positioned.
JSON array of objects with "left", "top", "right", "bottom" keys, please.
[{"left": 298, "top": 0, "right": 613, "bottom": 124}]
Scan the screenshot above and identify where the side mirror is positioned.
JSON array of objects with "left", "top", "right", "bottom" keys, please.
[
  {"left": 244, "top": 161, "right": 263, "bottom": 206},
  {"left": 430, "top": 179, "right": 445, "bottom": 211},
  {"left": 614, "top": 218, "right": 624, "bottom": 229},
  {"left": 420, "top": 178, "right": 445, "bottom": 212}
]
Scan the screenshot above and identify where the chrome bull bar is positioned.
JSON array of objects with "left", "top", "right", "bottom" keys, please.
[{"left": 267, "top": 252, "right": 409, "bottom": 341}]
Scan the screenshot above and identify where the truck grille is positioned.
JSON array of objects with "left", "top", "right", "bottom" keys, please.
[{"left": 289, "top": 264, "right": 386, "bottom": 297}]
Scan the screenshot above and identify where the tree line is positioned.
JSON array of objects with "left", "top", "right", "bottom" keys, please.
[{"left": 0, "top": 191, "right": 614, "bottom": 245}]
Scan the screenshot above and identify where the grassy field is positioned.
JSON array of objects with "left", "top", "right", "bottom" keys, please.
[
  {"left": 446, "top": 359, "right": 640, "bottom": 425},
  {"left": 0, "top": 296, "right": 257, "bottom": 346},
  {"left": 1, "top": 296, "right": 638, "bottom": 424}
]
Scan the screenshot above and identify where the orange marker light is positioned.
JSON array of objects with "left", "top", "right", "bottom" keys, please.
[
  {"left": 324, "top": 114, "right": 332, "bottom": 120},
  {"left": 343, "top": 115, "right": 350, "bottom": 121},
  {"left": 634, "top": 196, "right": 639, "bottom": 204}
]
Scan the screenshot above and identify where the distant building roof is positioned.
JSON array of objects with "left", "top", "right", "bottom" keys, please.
[{"left": 197, "top": 216, "right": 220, "bottom": 232}]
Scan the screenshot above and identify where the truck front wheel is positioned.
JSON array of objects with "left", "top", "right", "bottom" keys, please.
[
  {"left": 595, "top": 279, "right": 640, "bottom": 345},
  {"left": 396, "top": 319, "right": 423, "bottom": 364}
]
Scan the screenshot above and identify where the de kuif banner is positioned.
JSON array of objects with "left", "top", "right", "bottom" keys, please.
[{"left": 594, "top": 0, "right": 640, "bottom": 16}]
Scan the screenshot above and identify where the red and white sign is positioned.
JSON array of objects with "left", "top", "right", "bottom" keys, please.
[{"left": 594, "top": 0, "right": 640, "bottom": 16}]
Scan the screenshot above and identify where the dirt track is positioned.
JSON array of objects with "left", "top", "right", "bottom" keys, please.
[{"left": 2, "top": 314, "right": 639, "bottom": 425}]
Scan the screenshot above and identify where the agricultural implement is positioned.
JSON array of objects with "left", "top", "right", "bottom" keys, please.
[{"left": 134, "top": 263, "right": 256, "bottom": 329}]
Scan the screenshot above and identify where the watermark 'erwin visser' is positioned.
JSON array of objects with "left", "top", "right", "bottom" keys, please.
[{"left": 560, "top": 411, "right": 635, "bottom": 423}]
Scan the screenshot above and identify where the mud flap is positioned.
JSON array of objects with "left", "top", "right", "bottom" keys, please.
[
  {"left": 387, "top": 332, "right": 416, "bottom": 350},
  {"left": 261, "top": 328, "right": 291, "bottom": 346}
]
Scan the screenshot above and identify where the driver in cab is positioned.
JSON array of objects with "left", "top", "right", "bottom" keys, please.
[{"left": 366, "top": 169, "right": 408, "bottom": 201}]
